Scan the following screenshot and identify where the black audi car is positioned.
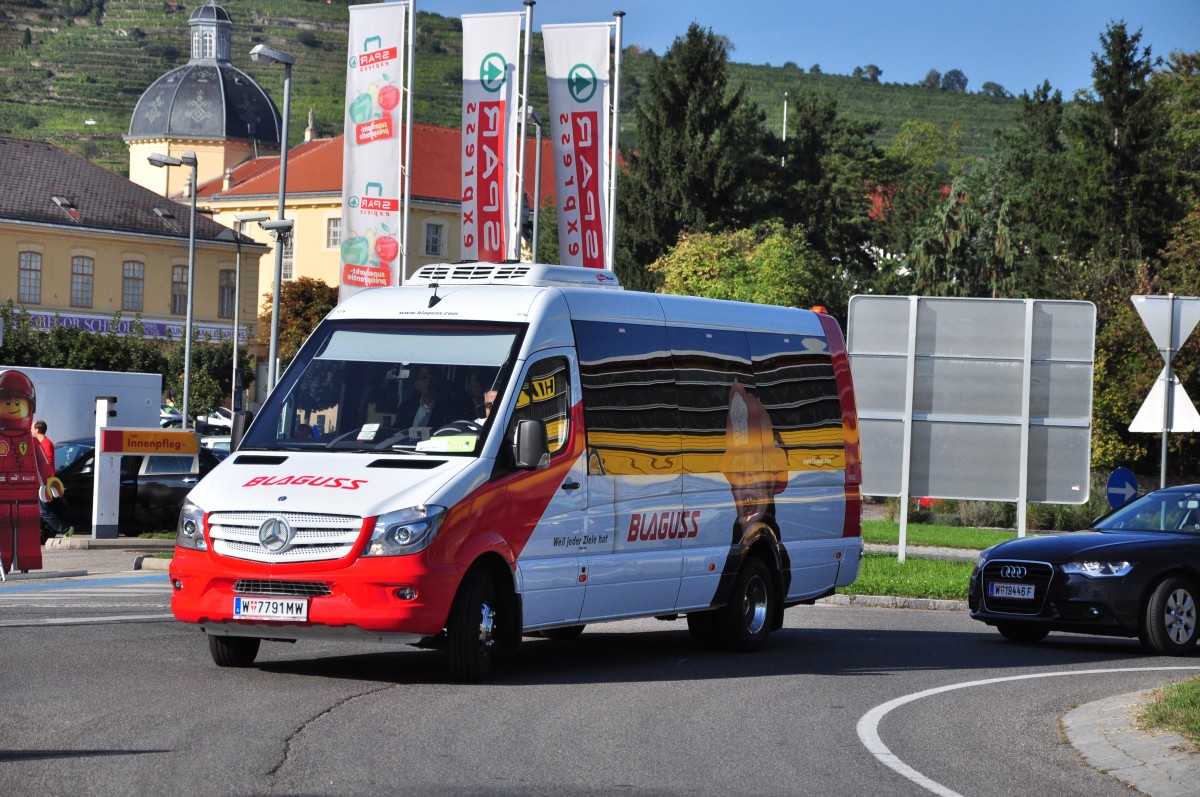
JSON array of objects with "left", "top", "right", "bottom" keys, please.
[{"left": 969, "top": 485, "right": 1200, "bottom": 655}]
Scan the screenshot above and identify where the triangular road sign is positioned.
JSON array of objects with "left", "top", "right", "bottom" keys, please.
[
  {"left": 1132, "top": 295, "right": 1200, "bottom": 354},
  {"left": 1130, "top": 366, "right": 1200, "bottom": 433}
]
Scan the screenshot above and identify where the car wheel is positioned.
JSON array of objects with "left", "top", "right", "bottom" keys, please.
[
  {"left": 446, "top": 569, "right": 499, "bottom": 682},
  {"left": 541, "top": 624, "right": 585, "bottom": 641},
  {"left": 996, "top": 623, "right": 1049, "bottom": 644},
  {"left": 713, "top": 557, "right": 774, "bottom": 652},
  {"left": 208, "top": 634, "right": 261, "bottom": 667},
  {"left": 1141, "top": 576, "right": 1199, "bottom": 656}
]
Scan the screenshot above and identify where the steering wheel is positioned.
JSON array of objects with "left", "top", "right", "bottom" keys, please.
[{"left": 433, "top": 420, "right": 483, "bottom": 437}]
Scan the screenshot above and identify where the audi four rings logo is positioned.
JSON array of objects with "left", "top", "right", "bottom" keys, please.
[
  {"left": 258, "top": 516, "right": 295, "bottom": 553},
  {"left": 1000, "top": 565, "right": 1028, "bottom": 579}
]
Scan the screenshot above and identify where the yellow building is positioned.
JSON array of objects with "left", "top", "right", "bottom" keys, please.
[{"left": 0, "top": 136, "right": 266, "bottom": 350}]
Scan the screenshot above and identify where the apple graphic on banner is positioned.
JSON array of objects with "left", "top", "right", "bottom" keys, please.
[
  {"left": 378, "top": 84, "right": 400, "bottom": 112},
  {"left": 375, "top": 235, "right": 398, "bottom": 264}
]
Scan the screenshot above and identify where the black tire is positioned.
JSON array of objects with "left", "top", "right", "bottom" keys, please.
[
  {"left": 1141, "top": 576, "right": 1199, "bottom": 656},
  {"left": 713, "top": 557, "right": 775, "bottom": 652},
  {"left": 996, "top": 623, "right": 1049, "bottom": 644},
  {"left": 207, "top": 634, "right": 261, "bottom": 667},
  {"left": 686, "top": 611, "right": 720, "bottom": 649},
  {"left": 446, "top": 569, "right": 499, "bottom": 682},
  {"left": 542, "top": 624, "right": 585, "bottom": 641}
]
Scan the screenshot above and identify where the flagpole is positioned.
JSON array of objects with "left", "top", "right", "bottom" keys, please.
[
  {"left": 606, "top": 11, "right": 624, "bottom": 272},
  {"left": 400, "top": 0, "right": 415, "bottom": 284},
  {"left": 513, "top": 0, "right": 535, "bottom": 261}
]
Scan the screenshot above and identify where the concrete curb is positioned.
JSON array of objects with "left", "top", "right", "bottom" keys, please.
[
  {"left": 134, "top": 555, "right": 173, "bottom": 571},
  {"left": 1062, "top": 689, "right": 1199, "bottom": 797},
  {"left": 45, "top": 536, "right": 174, "bottom": 552},
  {"left": 817, "top": 593, "right": 968, "bottom": 612}
]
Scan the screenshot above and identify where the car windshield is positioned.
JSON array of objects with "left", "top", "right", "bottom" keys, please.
[
  {"left": 1095, "top": 488, "right": 1200, "bottom": 534},
  {"left": 240, "top": 320, "right": 522, "bottom": 455}
]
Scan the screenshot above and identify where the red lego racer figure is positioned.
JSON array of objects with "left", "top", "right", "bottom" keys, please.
[{"left": 0, "top": 370, "right": 60, "bottom": 573}]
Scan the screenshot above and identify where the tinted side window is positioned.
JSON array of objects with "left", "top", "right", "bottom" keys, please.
[
  {"left": 668, "top": 326, "right": 753, "bottom": 475},
  {"left": 748, "top": 331, "right": 842, "bottom": 470},
  {"left": 573, "top": 320, "right": 680, "bottom": 475}
]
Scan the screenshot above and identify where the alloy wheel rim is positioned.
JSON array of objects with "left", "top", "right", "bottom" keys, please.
[
  {"left": 743, "top": 575, "right": 768, "bottom": 635},
  {"left": 1164, "top": 589, "right": 1196, "bottom": 644}
]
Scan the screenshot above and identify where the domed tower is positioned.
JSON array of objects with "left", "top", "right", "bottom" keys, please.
[{"left": 125, "top": 1, "right": 283, "bottom": 197}]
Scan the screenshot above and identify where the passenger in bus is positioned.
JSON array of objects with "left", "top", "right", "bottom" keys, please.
[{"left": 398, "top": 366, "right": 472, "bottom": 433}]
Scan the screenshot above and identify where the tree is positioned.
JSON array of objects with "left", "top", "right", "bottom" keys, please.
[
  {"left": 647, "top": 222, "right": 840, "bottom": 314},
  {"left": 980, "top": 81, "right": 1011, "bottom": 99},
  {"left": 863, "top": 64, "right": 883, "bottom": 83},
  {"left": 615, "top": 24, "right": 773, "bottom": 291},
  {"left": 258, "top": 277, "right": 338, "bottom": 372},
  {"left": 921, "top": 69, "right": 941, "bottom": 90},
  {"left": 1065, "top": 22, "right": 1178, "bottom": 264},
  {"left": 940, "top": 69, "right": 969, "bottom": 92},
  {"left": 771, "top": 92, "right": 887, "bottom": 298}
]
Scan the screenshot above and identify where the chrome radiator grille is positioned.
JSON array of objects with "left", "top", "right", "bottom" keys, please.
[{"left": 208, "top": 511, "right": 363, "bottom": 564}]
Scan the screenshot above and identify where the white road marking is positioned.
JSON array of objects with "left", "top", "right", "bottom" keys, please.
[
  {"left": 0, "top": 613, "right": 175, "bottom": 627},
  {"left": 856, "top": 666, "right": 1200, "bottom": 797}
]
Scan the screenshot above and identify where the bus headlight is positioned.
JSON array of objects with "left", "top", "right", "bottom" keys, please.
[
  {"left": 177, "top": 500, "right": 207, "bottom": 551},
  {"left": 362, "top": 505, "right": 446, "bottom": 557}
]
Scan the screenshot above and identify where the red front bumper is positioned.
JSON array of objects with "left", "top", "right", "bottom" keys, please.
[{"left": 169, "top": 547, "right": 462, "bottom": 637}]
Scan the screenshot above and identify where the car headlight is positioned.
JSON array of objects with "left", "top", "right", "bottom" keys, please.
[
  {"left": 176, "top": 500, "right": 207, "bottom": 551},
  {"left": 976, "top": 546, "right": 995, "bottom": 571},
  {"left": 362, "top": 505, "right": 445, "bottom": 557},
  {"left": 1062, "top": 560, "right": 1134, "bottom": 578}
]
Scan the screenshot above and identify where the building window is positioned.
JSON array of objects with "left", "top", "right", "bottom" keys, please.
[
  {"left": 326, "top": 217, "right": 341, "bottom": 248},
  {"left": 425, "top": 222, "right": 444, "bottom": 256},
  {"left": 71, "top": 256, "right": 94, "bottom": 308},
  {"left": 18, "top": 251, "right": 41, "bottom": 304},
  {"left": 218, "top": 269, "right": 236, "bottom": 319},
  {"left": 171, "top": 264, "right": 188, "bottom": 315},
  {"left": 282, "top": 234, "right": 295, "bottom": 281},
  {"left": 122, "top": 260, "right": 144, "bottom": 312}
]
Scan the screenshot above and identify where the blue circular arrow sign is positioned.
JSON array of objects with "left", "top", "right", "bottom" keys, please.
[
  {"left": 479, "top": 53, "right": 508, "bottom": 93},
  {"left": 1106, "top": 467, "right": 1139, "bottom": 509}
]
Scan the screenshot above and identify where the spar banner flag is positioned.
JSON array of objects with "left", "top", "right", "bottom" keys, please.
[
  {"left": 340, "top": 2, "right": 408, "bottom": 300},
  {"left": 461, "top": 12, "right": 522, "bottom": 262},
  {"left": 544, "top": 23, "right": 611, "bottom": 269}
]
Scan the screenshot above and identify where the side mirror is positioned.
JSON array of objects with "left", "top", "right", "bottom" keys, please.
[{"left": 513, "top": 420, "right": 550, "bottom": 470}]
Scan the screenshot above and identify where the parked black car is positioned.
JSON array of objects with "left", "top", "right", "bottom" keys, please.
[
  {"left": 47, "top": 438, "right": 222, "bottom": 536},
  {"left": 969, "top": 485, "right": 1200, "bottom": 655}
]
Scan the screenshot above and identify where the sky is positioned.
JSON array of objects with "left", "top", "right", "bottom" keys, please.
[{"left": 413, "top": 0, "right": 1198, "bottom": 97}]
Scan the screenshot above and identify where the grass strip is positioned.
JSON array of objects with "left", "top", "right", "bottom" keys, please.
[
  {"left": 837, "top": 552, "right": 973, "bottom": 601},
  {"left": 1138, "top": 677, "right": 1200, "bottom": 749},
  {"left": 862, "top": 520, "right": 1016, "bottom": 551}
]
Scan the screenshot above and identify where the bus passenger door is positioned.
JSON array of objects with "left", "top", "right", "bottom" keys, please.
[{"left": 508, "top": 354, "right": 589, "bottom": 629}]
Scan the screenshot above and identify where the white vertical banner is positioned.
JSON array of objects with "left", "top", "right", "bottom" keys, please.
[
  {"left": 340, "top": 2, "right": 410, "bottom": 302},
  {"left": 461, "top": 12, "right": 523, "bottom": 263},
  {"left": 544, "top": 23, "right": 611, "bottom": 269}
]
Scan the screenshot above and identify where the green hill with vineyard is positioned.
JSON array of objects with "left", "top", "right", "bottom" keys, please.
[{"left": 0, "top": 0, "right": 1019, "bottom": 175}]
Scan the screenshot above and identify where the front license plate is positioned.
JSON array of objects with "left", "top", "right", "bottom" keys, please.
[
  {"left": 234, "top": 596, "right": 308, "bottom": 621},
  {"left": 989, "top": 582, "right": 1035, "bottom": 600}
]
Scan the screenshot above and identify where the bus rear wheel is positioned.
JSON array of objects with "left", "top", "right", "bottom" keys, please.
[{"left": 713, "top": 558, "right": 774, "bottom": 652}]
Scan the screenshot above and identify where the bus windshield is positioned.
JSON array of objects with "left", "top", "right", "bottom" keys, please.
[{"left": 240, "top": 321, "right": 523, "bottom": 455}]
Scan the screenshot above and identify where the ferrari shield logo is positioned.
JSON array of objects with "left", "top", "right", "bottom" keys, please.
[{"left": 17, "top": 441, "right": 27, "bottom": 457}]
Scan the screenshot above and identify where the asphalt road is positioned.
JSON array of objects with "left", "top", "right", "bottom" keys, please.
[{"left": 1, "top": 563, "right": 1197, "bottom": 797}]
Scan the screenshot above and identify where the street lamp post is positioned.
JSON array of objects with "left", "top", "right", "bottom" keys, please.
[
  {"left": 233, "top": 212, "right": 269, "bottom": 413},
  {"left": 148, "top": 150, "right": 198, "bottom": 430},
  {"left": 525, "top": 107, "right": 543, "bottom": 263},
  {"left": 250, "top": 43, "right": 296, "bottom": 393}
]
